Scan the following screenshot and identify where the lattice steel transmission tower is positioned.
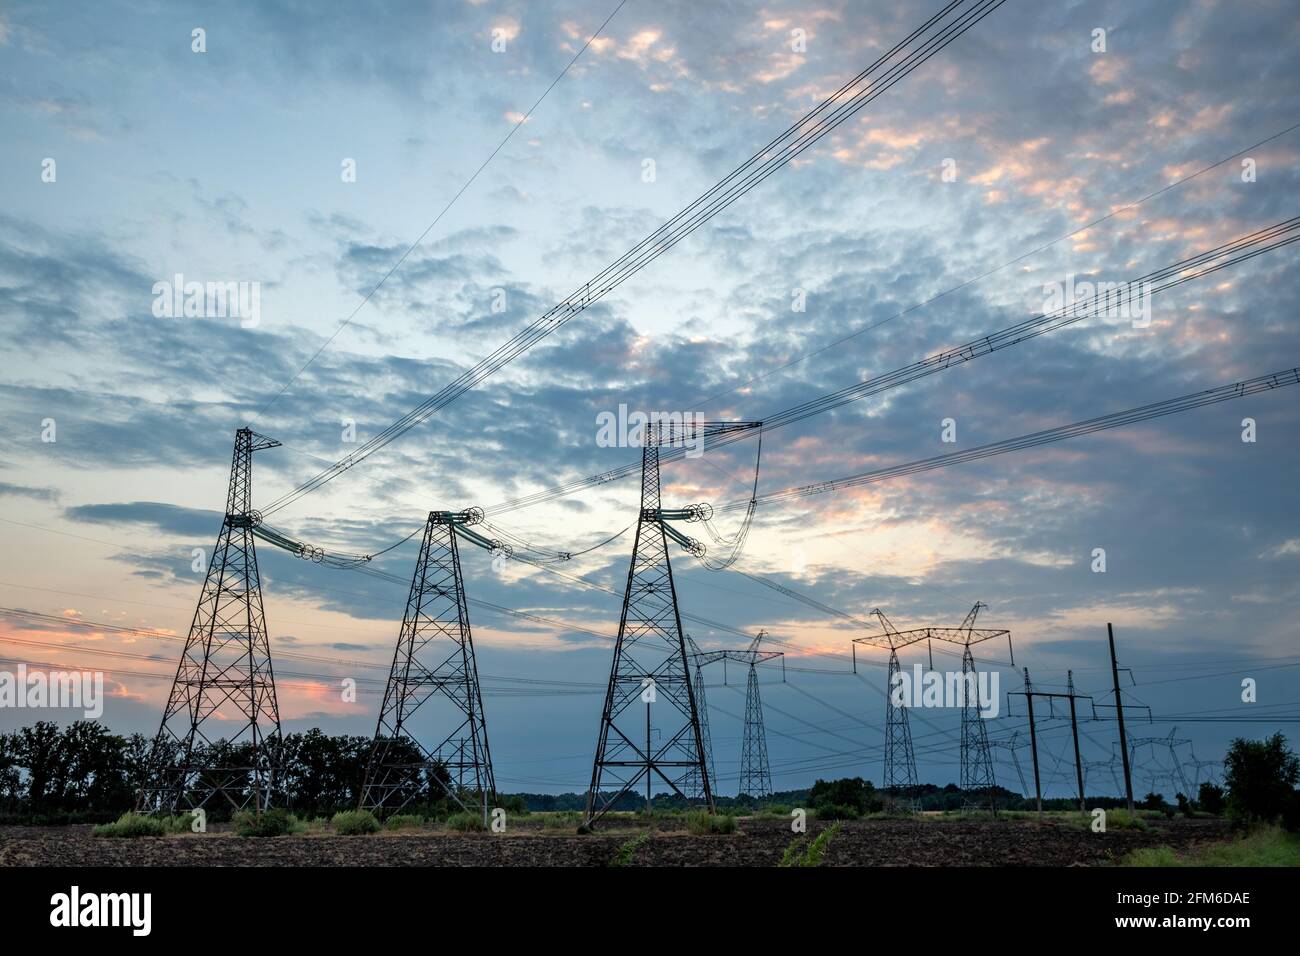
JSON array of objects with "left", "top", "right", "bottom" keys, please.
[
  {"left": 1083, "top": 752, "right": 1124, "bottom": 796},
  {"left": 853, "top": 609, "right": 928, "bottom": 799},
  {"left": 1127, "top": 727, "right": 1193, "bottom": 798},
  {"left": 991, "top": 731, "right": 1029, "bottom": 797},
  {"left": 736, "top": 631, "right": 779, "bottom": 801},
  {"left": 361, "top": 510, "right": 497, "bottom": 823},
  {"left": 929, "top": 602, "right": 1013, "bottom": 811},
  {"left": 684, "top": 635, "right": 724, "bottom": 802},
  {"left": 585, "top": 420, "right": 759, "bottom": 825},
  {"left": 137, "top": 427, "right": 283, "bottom": 813}
]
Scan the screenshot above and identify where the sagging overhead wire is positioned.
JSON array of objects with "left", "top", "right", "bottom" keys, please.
[
  {"left": 715, "top": 365, "right": 1300, "bottom": 512},
  {"left": 256, "top": 0, "right": 1008, "bottom": 519},
  {"left": 482, "top": 215, "right": 1300, "bottom": 517},
  {"left": 683, "top": 119, "right": 1300, "bottom": 414}
]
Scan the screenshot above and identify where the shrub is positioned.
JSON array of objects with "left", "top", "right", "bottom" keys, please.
[
  {"left": 1224, "top": 734, "right": 1300, "bottom": 824},
  {"left": 808, "top": 777, "right": 882, "bottom": 815},
  {"left": 92, "top": 812, "right": 167, "bottom": 838},
  {"left": 814, "top": 803, "right": 861, "bottom": 821},
  {"left": 165, "top": 812, "right": 210, "bottom": 834},
  {"left": 1198, "top": 782, "right": 1225, "bottom": 816},
  {"left": 445, "top": 811, "right": 486, "bottom": 832},
  {"left": 1176, "top": 793, "right": 1194, "bottom": 818},
  {"left": 685, "top": 810, "right": 736, "bottom": 835},
  {"left": 1282, "top": 790, "right": 1300, "bottom": 834},
  {"left": 1105, "top": 809, "right": 1149, "bottom": 831},
  {"left": 331, "top": 809, "right": 380, "bottom": 835},
  {"left": 383, "top": 813, "right": 424, "bottom": 831},
  {"left": 497, "top": 794, "right": 529, "bottom": 816},
  {"left": 234, "top": 808, "right": 302, "bottom": 837}
]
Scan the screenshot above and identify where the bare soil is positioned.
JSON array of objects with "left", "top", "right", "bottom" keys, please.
[
  {"left": 0, "top": 816, "right": 1227, "bottom": 868},
  {"left": 0, "top": 815, "right": 1231, "bottom": 867}
]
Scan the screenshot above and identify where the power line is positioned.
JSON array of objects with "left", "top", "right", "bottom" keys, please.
[
  {"left": 685, "top": 119, "right": 1300, "bottom": 412},
  {"left": 716, "top": 366, "right": 1300, "bottom": 511},
  {"left": 484, "top": 217, "right": 1300, "bottom": 516},
  {"left": 258, "top": 0, "right": 1009, "bottom": 517}
]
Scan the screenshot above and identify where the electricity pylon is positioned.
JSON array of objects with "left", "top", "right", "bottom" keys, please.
[
  {"left": 360, "top": 509, "right": 497, "bottom": 823},
  {"left": 991, "top": 731, "right": 1029, "bottom": 797},
  {"left": 926, "top": 602, "right": 1013, "bottom": 812},
  {"left": 853, "top": 609, "right": 929, "bottom": 800},
  {"left": 684, "top": 635, "right": 724, "bottom": 801},
  {"left": 1083, "top": 753, "right": 1123, "bottom": 796},
  {"left": 689, "top": 630, "right": 784, "bottom": 802},
  {"left": 137, "top": 427, "right": 283, "bottom": 813},
  {"left": 1188, "top": 747, "right": 1222, "bottom": 790},
  {"left": 735, "top": 630, "right": 780, "bottom": 801},
  {"left": 1128, "top": 727, "right": 1193, "bottom": 798},
  {"left": 853, "top": 606, "right": 1011, "bottom": 805},
  {"left": 585, "top": 420, "right": 759, "bottom": 825}
]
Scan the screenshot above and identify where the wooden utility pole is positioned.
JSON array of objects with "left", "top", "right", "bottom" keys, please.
[
  {"left": 1009, "top": 668, "right": 1092, "bottom": 815},
  {"left": 1108, "top": 623, "right": 1136, "bottom": 813}
]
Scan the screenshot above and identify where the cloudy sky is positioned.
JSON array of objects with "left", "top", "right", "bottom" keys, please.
[{"left": 2, "top": 0, "right": 1298, "bottom": 799}]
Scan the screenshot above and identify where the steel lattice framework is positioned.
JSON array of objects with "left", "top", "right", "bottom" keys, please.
[
  {"left": 854, "top": 609, "right": 927, "bottom": 799},
  {"left": 739, "top": 662, "right": 773, "bottom": 800},
  {"left": 137, "top": 427, "right": 283, "bottom": 813},
  {"left": 585, "top": 421, "right": 757, "bottom": 825},
  {"left": 684, "top": 635, "right": 724, "bottom": 802},
  {"left": 856, "top": 605, "right": 1012, "bottom": 809},
  {"left": 931, "top": 603, "right": 1013, "bottom": 811},
  {"left": 360, "top": 510, "right": 496, "bottom": 822}
]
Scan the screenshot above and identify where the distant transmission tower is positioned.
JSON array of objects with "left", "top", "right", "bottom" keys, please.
[
  {"left": 931, "top": 602, "right": 1012, "bottom": 812},
  {"left": 684, "top": 635, "right": 723, "bottom": 801},
  {"left": 991, "top": 731, "right": 1029, "bottom": 797},
  {"left": 585, "top": 420, "right": 759, "bottom": 825},
  {"left": 360, "top": 509, "right": 496, "bottom": 823},
  {"left": 737, "top": 630, "right": 778, "bottom": 801},
  {"left": 137, "top": 427, "right": 283, "bottom": 813},
  {"left": 739, "top": 665, "right": 772, "bottom": 800},
  {"left": 853, "top": 609, "right": 927, "bottom": 801}
]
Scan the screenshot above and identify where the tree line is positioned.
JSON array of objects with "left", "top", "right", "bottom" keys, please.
[{"left": 2, "top": 720, "right": 1296, "bottom": 827}]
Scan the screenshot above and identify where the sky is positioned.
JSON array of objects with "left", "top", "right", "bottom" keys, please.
[{"left": 1, "top": 0, "right": 1299, "bottom": 800}]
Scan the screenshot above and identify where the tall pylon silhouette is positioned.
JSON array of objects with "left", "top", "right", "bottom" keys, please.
[
  {"left": 585, "top": 420, "right": 757, "bottom": 825},
  {"left": 684, "top": 635, "right": 723, "bottom": 802},
  {"left": 853, "top": 609, "right": 926, "bottom": 800},
  {"left": 137, "top": 427, "right": 283, "bottom": 813},
  {"left": 361, "top": 510, "right": 496, "bottom": 823},
  {"left": 738, "top": 637, "right": 773, "bottom": 801},
  {"left": 935, "top": 602, "right": 1012, "bottom": 811},
  {"left": 688, "top": 629, "right": 784, "bottom": 801}
]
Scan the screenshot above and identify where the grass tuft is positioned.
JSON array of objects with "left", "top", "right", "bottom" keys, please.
[
  {"left": 92, "top": 812, "right": 167, "bottom": 838},
  {"left": 778, "top": 822, "right": 842, "bottom": 867},
  {"left": 610, "top": 832, "right": 649, "bottom": 866}
]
